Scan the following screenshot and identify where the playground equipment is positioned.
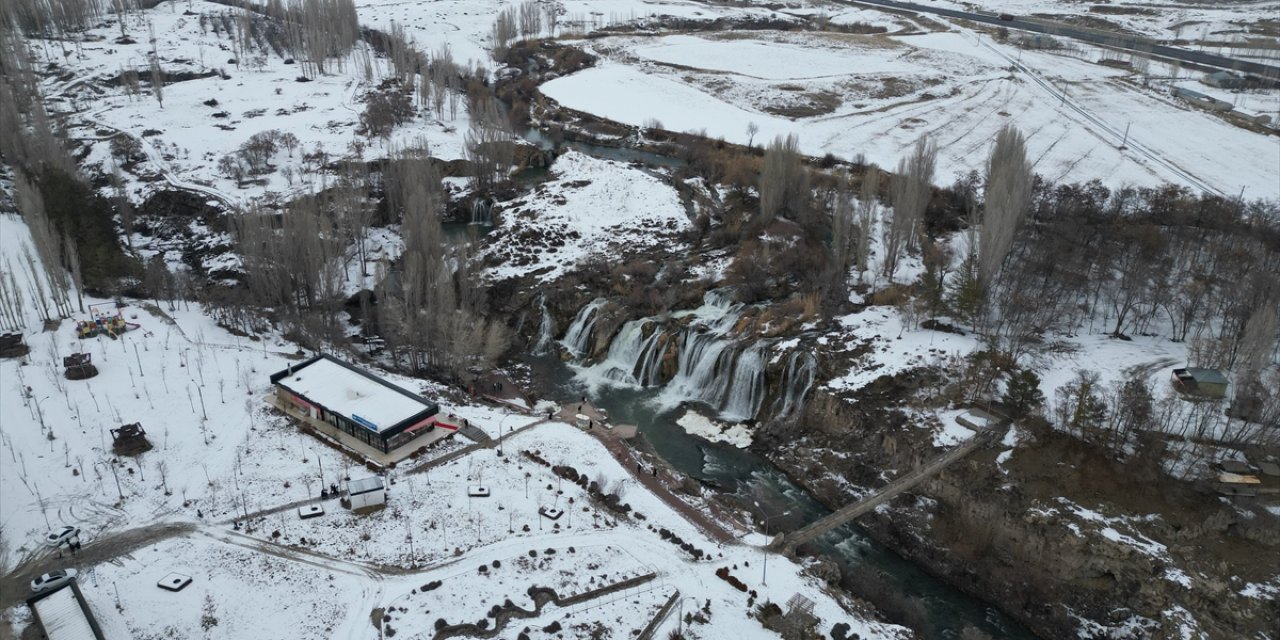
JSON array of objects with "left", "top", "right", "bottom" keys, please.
[
  {"left": 76, "top": 303, "right": 141, "bottom": 340},
  {"left": 63, "top": 353, "right": 98, "bottom": 380},
  {"left": 0, "top": 333, "right": 29, "bottom": 358},
  {"left": 110, "top": 422, "right": 153, "bottom": 455}
]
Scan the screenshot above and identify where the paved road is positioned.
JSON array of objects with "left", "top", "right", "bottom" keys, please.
[
  {"left": 835, "top": 0, "right": 1280, "bottom": 78},
  {"left": 774, "top": 424, "right": 1005, "bottom": 553}
]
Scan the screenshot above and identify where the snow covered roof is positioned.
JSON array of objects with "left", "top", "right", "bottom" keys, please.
[
  {"left": 271, "top": 356, "right": 437, "bottom": 434},
  {"left": 348, "top": 476, "right": 385, "bottom": 496},
  {"left": 28, "top": 584, "right": 103, "bottom": 640},
  {"left": 1183, "top": 367, "right": 1228, "bottom": 385}
]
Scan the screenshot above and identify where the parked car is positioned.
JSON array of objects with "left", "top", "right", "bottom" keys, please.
[
  {"left": 999, "top": 13, "right": 1015, "bottom": 20},
  {"left": 31, "top": 569, "right": 78, "bottom": 593},
  {"left": 44, "top": 526, "right": 81, "bottom": 548}
]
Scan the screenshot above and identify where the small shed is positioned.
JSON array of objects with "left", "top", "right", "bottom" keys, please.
[
  {"left": 27, "top": 582, "right": 105, "bottom": 640},
  {"left": 347, "top": 476, "right": 386, "bottom": 511},
  {"left": 1171, "top": 368, "right": 1229, "bottom": 399}
]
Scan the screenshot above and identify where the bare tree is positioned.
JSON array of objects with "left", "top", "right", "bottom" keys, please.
[
  {"left": 149, "top": 57, "right": 164, "bottom": 108},
  {"left": 759, "top": 133, "right": 809, "bottom": 224},
  {"left": 978, "top": 124, "right": 1032, "bottom": 292},
  {"left": 855, "top": 166, "right": 879, "bottom": 280},
  {"left": 1234, "top": 302, "right": 1278, "bottom": 373},
  {"left": 883, "top": 137, "right": 936, "bottom": 280},
  {"left": 489, "top": 6, "right": 518, "bottom": 61}
]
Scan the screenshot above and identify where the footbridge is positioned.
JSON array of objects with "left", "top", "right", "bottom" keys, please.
[{"left": 771, "top": 414, "right": 1006, "bottom": 554}]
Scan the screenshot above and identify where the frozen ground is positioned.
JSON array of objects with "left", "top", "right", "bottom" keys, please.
[
  {"left": 543, "top": 28, "right": 1280, "bottom": 198},
  {"left": 676, "top": 409, "right": 754, "bottom": 448},
  {"left": 34, "top": 0, "right": 472, "bottom": 211},
  {"left": 482, "top": 150, "right": 689, "bottom": 283},
  {"left": 825, "top": 307, "right": 979, "bottom": 394},
  {"left": 927, "top": 0, "right": 1280, "bottom": 43},
  {"left": 355, "top": 0, "right": 784, "bottom": 69},
  {"left": 1, "top": 211, "right": 907, "bottom": 639}
]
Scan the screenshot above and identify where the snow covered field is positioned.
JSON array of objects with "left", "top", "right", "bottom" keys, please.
[
  {"left": 483, "top": 150, "right": 689, "bottom": 282},
  {"left": 35, "top": 0, "right": 473, "bottom": 210},
  {"left": 1, "top": 211, "right": 907, "bottom": 639},
  {"left": 543, "top": 28, "right": 1280, "bottom": 198},
  {"left": 928, "top": 0, "right": 1280, "bottom": 43}
]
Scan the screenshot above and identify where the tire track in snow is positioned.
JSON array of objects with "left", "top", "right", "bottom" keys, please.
[{"left": 979, "top": 41, "right": 1222, "bottom": 195}]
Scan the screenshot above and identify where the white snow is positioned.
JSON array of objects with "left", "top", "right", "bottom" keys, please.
[
  {"left": 275, "top": 357, "right": 434, "bottom": 433},
  {"left": 1164, "top": 568, "right": 1193, "bottom": 588},
  {"left": 826, "top": 308, "right": 978, "bottom": 393},
  {"left": 29, "top": 586, "right": 96, "bottom": 640},
  {"left": 542, "top": 29, "right": 1280, "bottom": 198},
  {"left": 483, "top": 150, "right": 688, "bottom": 283},
  {"left": 1055, "top": 498, "right": 1169, "bottom": 560},
  {"left": 930, "top": 410, "right": 977, "bottom": 448},
  {"left": 1, "top": 211, "right": 906, "bottom": 640},
  {"left": 676, "top": 409, "right": 753, "bottom": 448},
  {"left": 1240, "top": 579, "right": 1280, "bottom": 599}
]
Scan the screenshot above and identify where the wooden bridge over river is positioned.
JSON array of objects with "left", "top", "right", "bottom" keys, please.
[{"left": 770, "top": 412, "right": 1007, "bottom": 554}]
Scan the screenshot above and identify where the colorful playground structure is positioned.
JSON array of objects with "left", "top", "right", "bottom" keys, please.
[{"left": 76, "top": 303, "right": 142, "bottom": 340}]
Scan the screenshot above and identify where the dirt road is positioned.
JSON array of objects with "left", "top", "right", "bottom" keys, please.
[{"left": 0, "top": 521, "right": 196, "bottom": 609}]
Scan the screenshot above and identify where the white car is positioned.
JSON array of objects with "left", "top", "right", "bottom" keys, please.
[
  {"left": 44, "top": 526, "right": 80, "bottom": 548},
  {"left": 31, "top": 568, "right": 78, "bottom": 593}
]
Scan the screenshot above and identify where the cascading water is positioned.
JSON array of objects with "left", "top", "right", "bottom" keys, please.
[
  {"left": 635, "top": 330, "right": 669, "bottom": 387},
  {"left": 531, "top": 295, "right": 555, "bottom": 356},
  {"left": 598, "top": 319, "right": 664, "bottom": 385},
  {"left": 664, "top": 329, "right": 737, "bottom": 410},
  {"left": 565, "top": 290, "right": 784, "bottom": 422},
  {"left": 560, "top": 298, "right": 605, "bottom": 358},
  {"left": 720, "top": 341, "right": 769, "bottom": 421},
  {"left": 774, "top": 350, "right": 817, "bottom": 418},
  {"left": 470, "top": 198, "right": 492, "bottom": 225}
]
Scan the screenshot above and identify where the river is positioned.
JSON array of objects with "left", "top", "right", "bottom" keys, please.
[
  {"left": 505, "top": 126, "right": 1033, "bottom": 637},
  {"left": 525, "top": 354, "right": 1036, "bottom": 639}
]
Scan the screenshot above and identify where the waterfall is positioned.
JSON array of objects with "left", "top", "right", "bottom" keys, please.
[
  {"left": 598, "top": 319, "right": 663, "bottom": 385},
  {"left": 635, "top": 330, "right": 669, "bottom": 387},
  {"left": 560, "top": 298, "right": 605, "bottom": 358},
  {"left": 566, "top": 290, "right": 796, "bottom": 423},
  {"left": 532, "top": 295, "right": 555, "bottom": 355},
  {"left": 665, "top": 330, "right": 737, "bottom": 409},
  {"left": 721, "top": 341, "right": 769, "bottom": 421},
  {"left": 774, "top": 351, "right": 817, "bottom": 418},
  {"left": 471, "top": 198, "right": 492, "bottom": 225}
]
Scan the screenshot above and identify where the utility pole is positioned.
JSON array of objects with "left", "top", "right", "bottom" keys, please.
[{"left": 1119, "top": 121, "right": 1131, "bottom": 150}]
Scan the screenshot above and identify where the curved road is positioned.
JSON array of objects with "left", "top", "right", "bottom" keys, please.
[{"left": 835, "top": 0, "right": 1280, "bottom": 79}]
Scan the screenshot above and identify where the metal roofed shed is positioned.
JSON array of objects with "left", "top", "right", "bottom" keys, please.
[
  {"left": 271, "top": 355, "right": 440, "bottom": 453},
  {"left": 27, "top": 582, "right": 105, "bottom": 640},
  {"left": 1171, "top": 367, "right": 1229, "bottom": 399},
  {"left": 347, "top": 475, "right": 386, "bottom": 510},
  {"left": 1219, "top": 460, "right": 1256, "bottom": 475}
]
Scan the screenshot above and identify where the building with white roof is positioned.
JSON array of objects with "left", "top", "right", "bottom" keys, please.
[
  {"left": 26, "top": 582, "right": 105, "bottom": 640},
  {"left": 270, "top": 355, "right": 440, "bottom": 453}
]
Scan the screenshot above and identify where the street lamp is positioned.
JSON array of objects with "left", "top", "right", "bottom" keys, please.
[
  {"left": 752, "top": 502, "right": 793, "bottom": 586},
  {"left": 497, "top": 414, "right": 510, "bottom": 457},
  {"left": 308, "top": 448, "right": 325, "bottom": 492}
]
